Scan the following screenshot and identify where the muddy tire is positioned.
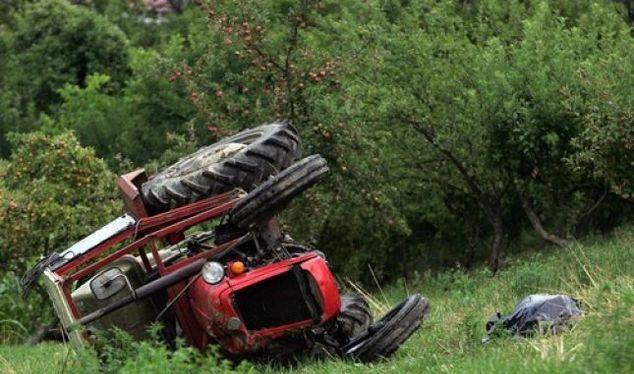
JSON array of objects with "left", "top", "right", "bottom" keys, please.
[
  {"left": 141, "top": 122, "right": 301, "bottom": 213},
  {"left": 330, "top": 293, "right": 373, "bottom": 346},
  {"left": 343, "top": 294, "right": 430, "bottom": 362},
  {"left": 230, "top": 155, "right": 328, "bottom": 229}
]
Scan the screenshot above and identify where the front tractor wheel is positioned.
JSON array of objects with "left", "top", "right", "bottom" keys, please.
[
  {"left": 342, "top": 294, "right": 430, "bottom": 362},
  {"left": 229, "top": 155, "right": 328, "bottom": 229}
]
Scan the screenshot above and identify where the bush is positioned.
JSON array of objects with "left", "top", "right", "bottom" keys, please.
[
  {"left": 95, "top": 326, "right": 254, "bottom": 374},
  {"left": 0, "top": 272, "right": 48, "bottom": 345},
  {"left": 0, "top": 131, "right": 118, "bottom": 273},
  {"left": 54, "top": 44, "right": 198, "bottom": 166},
  {"left": 328, "top": 0, "right": 634, "bottom": 273}
]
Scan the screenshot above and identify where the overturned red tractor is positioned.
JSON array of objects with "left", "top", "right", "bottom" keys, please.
[{"left": 23, "top": 122, "right": 429, "bottom": 362}]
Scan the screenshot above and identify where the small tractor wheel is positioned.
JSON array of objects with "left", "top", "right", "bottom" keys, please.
[
  {"left": 230, "top": 155, "right": 328, "bottom": 229},
  {"left": 343, "top": 294, "right": 430, "bottom": 362},
  {"left": 330, "top": 293, "right": 373, "bottom": 346},
  {"left": 141, "top": 122, "right": 301, "bottom": 213}
]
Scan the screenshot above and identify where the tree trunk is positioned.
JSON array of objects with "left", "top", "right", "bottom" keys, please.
[
  {"left": 464, "top": 224, "right": 480, "bottom": 269},
  {"left": 403, "top": 116, "right": 509, "bottom": 273},
  {"left": 488, "top": 215, "right": 504, "bottom": 274},
  {"left": 519, "top": 193, "right": 569, "bottom": 248}
]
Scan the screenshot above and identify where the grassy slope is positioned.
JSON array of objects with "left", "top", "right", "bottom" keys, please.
[{"left": 1, "top": 227, "right": 632, "bottom": 373}]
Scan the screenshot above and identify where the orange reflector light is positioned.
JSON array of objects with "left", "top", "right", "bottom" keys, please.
[{"left": 230, "top": 261, "right": 245, "bottom": 274}]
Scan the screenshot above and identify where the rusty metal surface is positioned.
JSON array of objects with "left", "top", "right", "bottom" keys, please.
[{"left": 117, "top": 169, "right": 149, "bottom": 218}]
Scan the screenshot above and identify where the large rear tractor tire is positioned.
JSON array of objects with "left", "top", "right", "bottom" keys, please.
[
  {"left": 230, "top": 155, "right": 328, "bottom": 229},
  {"left": 141, "top": 122, "right": 301, "bottom": 213}
]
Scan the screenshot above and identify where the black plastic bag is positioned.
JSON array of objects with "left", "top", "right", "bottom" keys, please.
[{"left": 484, "top": 294, "right": 582, "bottom": 342}]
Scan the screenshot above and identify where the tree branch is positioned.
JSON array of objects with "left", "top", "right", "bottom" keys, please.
[
  {"left": 400, "top": 115, "right": 486, "bottom": 200},
  {"left": 517, "top": 190, "right": 570, "bottom": 248}
]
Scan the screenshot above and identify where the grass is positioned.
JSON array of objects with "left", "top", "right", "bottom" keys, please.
[
  {"left": 1, "top": 227, "right": 632, "bottom": 373},
  {"left": 0, "top": 343, "right": 74, "bottom": 373}
]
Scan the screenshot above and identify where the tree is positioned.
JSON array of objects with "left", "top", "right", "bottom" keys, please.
[
  {"left": 0, "top": 0, "right": 130, "bottom": 156},
  {"left": 1, "top": 0, "right": 631, "bottom": 282},
  {"left": 338, "top": 0, "right": 634, "bottom": 272},
  {"left": 565, "top": 3, "right": 634, "bottom": 204}
]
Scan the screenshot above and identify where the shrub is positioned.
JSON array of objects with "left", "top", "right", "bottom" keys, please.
[
  {"left": 0, "top": 131, "right": 118, "bottom": 273},
  {"left": 0, "top": 272, "right": 48, "bottom": 345},
  {"left": 95, "top": 326, "right": 254, "bottom": 373},
  {"left": 332, "top": 0, "right": 634, "bottom": 272}
]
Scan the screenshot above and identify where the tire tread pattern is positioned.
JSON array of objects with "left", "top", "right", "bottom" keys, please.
[
  {"left": 344, "top": 294, "right": 430, "bottom": 362},
  {"left": 141, "top": 122, "right": 301, "bottom": 213},
  {"left": 230, "top": 155, "right": 328, "bottom": 228},
  {"left": 332, "top": 293, "right": 373, "bottom": 345}
]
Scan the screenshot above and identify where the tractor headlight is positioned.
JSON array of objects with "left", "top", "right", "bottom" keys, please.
[{"left": 201, "top": 261, "right": 225, "bottom": 284}]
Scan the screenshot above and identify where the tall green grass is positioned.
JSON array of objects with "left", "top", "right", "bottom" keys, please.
[
  {"left": 1, "top": 227, "right": 632, "bottom": 373},
  {"left": 281, "top": 227, "right": 634, "bottom": 373},
  {"left": 0, "top": 273, "right": 48, "bottom": 346}
]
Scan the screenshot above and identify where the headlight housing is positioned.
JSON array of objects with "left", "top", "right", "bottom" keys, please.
[{"left": 201, "top": 261, "right": 225, "bottom": 284}]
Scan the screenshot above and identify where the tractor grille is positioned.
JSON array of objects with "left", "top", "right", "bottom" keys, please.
[{"left": 233, "top": 266, "right": 321, "bottom": 330}]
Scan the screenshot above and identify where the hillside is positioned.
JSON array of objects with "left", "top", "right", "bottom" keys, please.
[{"left": 1, "top": 226, "right": 632, "bottom": 373}]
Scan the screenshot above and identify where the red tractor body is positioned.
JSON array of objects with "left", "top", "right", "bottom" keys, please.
[
  {"left": 26, "top": 140, "right": 427, "bottom": 363},
  {"left": 190, "top": 252, "right": 340, "bottom": 354},
  {"left": 33, "top": 169, "right": 341, "bottom": 356}
]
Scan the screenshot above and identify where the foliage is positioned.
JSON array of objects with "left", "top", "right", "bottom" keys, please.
[
  {"left": 564, "top": 4, "right": 634, "bottom": 202},
  {"left": 93, "top": 325, "right": 254, "bottom": 373},
  {"left": 88, "top": 0, "right": 201, "bottom": 48},
  {"left": 56, "top": 74, "right": 132, "bottom": 160},
  {"left": 0, "top": 131, "right": 118, "bottom": 344},
  {"left": 52, "top": 40, "right": 197, "bottom": 166},
  {"left": 0, "top": 272, "right": 48, "bottom": 345},
  {"left": 0, "top": 0, "right": 130, "bottom": 156},
  {"left": 0, "top": 0, "right": 632, "bottom": 290},
  {"left": 326, "top": 0, "right": 634, "bottom": 272},
  {"left": 0, "top": 131, "right": 118, "bottom": 273}
]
